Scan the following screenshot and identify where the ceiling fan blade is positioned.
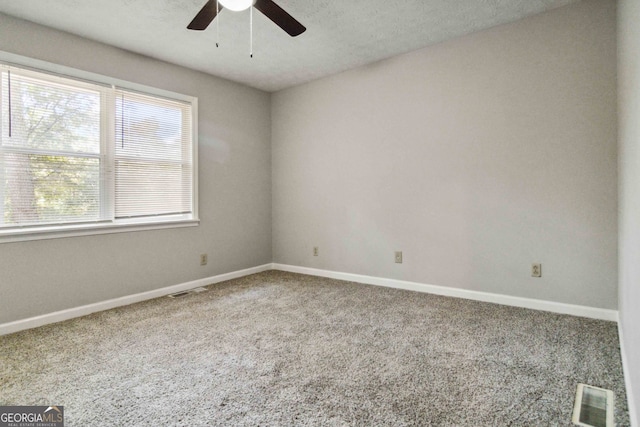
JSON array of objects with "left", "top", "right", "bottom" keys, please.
[
  {"left": 254, "top": 0, "right": 306, "bottom": 37},
  {"left": 187, "top": 0, "right": 222, "bottom": 31}
]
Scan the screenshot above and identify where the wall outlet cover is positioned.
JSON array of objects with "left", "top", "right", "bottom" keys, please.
[{"left": 532, "top": 263, "right": 542, "bottom": 277}]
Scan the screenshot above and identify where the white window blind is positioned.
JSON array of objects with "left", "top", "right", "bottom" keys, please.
[
  {"left": 0, "top": 61, "right": 197, "bottom": 240},
  {"left": 114, "top": 89, "right": 193, "bottom": 219}
]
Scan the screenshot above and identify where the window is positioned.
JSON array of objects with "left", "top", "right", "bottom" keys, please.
[{"left": 0, "top": 61, "right": 197, "bottom": 242}]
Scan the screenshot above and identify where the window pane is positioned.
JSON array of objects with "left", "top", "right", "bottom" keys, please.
[
  {"left": 1, "top": 71, "right": 101, "bottom": 154},
  {"left": 2, "top": 152, "right": 100, "bottom": 226},
  {"left": 115, "top": 89, "right": 192, "bottom": 219}
]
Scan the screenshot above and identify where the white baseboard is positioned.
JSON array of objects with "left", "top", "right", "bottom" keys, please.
[
  {"left": 272, "top": 263, "right": 618, "bottom": 322},
  {"left": 618, "top": 318, "right": 638, "bottom": 426},
  {"left": 0, "top": 264, "right": 272, "bottom": 336},
  {"left": 0, "top": 262, "right": 619, "bottom": 336}
]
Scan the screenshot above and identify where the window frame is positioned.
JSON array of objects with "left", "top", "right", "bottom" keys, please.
[{"left": 0, "top": 51, "right": 199, "bottom": 244}]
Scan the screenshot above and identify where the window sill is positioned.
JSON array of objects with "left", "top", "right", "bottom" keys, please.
[{"left": 0, "top": 218, "right": 200, "bottom": 244}]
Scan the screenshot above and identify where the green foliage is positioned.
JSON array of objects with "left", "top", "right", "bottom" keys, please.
[
  {"left": 2, "top": 73, "right": 101, "bottom": 225},
  {"left": 29, "top": 154, "right": 100, "bottom": 222}
]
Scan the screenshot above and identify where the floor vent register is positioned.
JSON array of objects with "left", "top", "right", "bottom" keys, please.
[
  {"left": 167, "top": 287, "right": 208, "bottom": 298},
  {"left": 572, "top": 383, "right": 614, "bottom": 427}
]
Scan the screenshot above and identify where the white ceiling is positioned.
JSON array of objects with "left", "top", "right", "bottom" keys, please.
[{"left": 0, "top": 0, "right": 579, "bottom": 92}]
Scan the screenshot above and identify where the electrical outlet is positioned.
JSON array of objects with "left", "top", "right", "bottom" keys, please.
[
  {"left": 395, "top": 251, "right": 403, "bottom": 264},
  {"left": 200, "top": 254, "right": 208, "bottom": 266},
  {"left": 313, "top": 247, "right": 319, "bottom": 256},
  {"left": 532, "top": 263, "right": 541, "bottom": 277}
]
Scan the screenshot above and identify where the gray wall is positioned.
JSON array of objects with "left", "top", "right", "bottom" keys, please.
[
  {"left": 0, "top": 0, "right": 629, "bottom": 413},
  {"left": 618, "top": 0, "right": 640, "bottom": 422},
  {"left": 272, "top": 0, "right": 618, "bottom": 309},
  {"left": 0, "top": 14, "right": 272, "bottom": 324}
]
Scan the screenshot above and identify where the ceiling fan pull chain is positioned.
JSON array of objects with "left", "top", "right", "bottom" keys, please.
[
  {"left": 250, "top": 6, "right": 253, "bottom": 58},
  {"left": 216, "top": 0, "right": 219, "bottom": 47}
]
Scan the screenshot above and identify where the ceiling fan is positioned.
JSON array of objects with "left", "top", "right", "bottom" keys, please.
[{"left": 187, "top": 0, "right": 306, "bottom": 37}]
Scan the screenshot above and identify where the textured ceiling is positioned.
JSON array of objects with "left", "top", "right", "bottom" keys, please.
[{"left": 0, "top": 0, "right": 579, "bottom": 92}]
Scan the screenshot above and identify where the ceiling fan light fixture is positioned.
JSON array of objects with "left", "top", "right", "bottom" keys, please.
[{"left": 218, "top": 0, "right": 254, "bottom": 12}]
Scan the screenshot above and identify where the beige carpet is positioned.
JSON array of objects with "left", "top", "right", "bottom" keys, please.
[{"left": 0, "top": 271, "right": 630, "bottom": 426}]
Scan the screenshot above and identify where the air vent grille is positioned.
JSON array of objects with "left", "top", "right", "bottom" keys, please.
[
  {"left": 167, "top": 287, "right": 208, "bottom": 298},
  {"left": 572, "top": 383, "right": 614, "bottom": 427}
]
